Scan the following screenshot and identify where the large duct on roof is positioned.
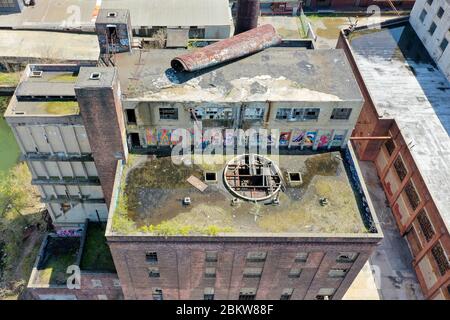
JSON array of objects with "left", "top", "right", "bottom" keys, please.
[
  {"left": 235, "top": 0, "right": 260, "bottom": 35},
  {"left": 170, "top": 24, "right": 282, "bottom": 73}
]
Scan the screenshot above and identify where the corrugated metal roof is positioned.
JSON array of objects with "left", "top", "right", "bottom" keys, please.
[{"left": 101, "top": 0, "right": 231, "bottom": 27}]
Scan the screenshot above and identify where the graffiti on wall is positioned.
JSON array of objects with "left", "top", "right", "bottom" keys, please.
[
  {"left": 290, "top": 129, "right": 306, "bottom": 146},
  {"left": 303, "top": 131, "right": 316, "bottom": 147},
  {"left": 279, "top": 132, "right": 291, "bottom": 146},
  {"left": 317, "top": 130, "right": 332, "bottom": 149},
  {"left": 146, "top": 128, "right": 157, "bottom": 145}
]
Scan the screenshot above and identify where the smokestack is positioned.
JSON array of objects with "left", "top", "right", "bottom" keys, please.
[
  {"left": 235, "top": 0, "right": 260, "bottom": 35},
  {"left": 171, "top": 24, "right": 281, "bottom": 73}
]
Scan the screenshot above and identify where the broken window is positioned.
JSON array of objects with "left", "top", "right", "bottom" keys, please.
[
  {"left": 280, "top": 288, "right": 293, "bottom": 300},
  {"left": 159, "top": 108, "right": 178, "bottom": 120},
  {"left": 205, "top": 251, "right": 218, "bottom": 262},
  {"left": 148, "top": 267, "right": 160, "bottom": 278},
  {"left": 205, "top": 267, "right": 216, "bottom": 278},
  {"left": 429, "top": 22, "right": 437, "bottom": 35},
  {"left": 328, "top": 269, "right": 348, "bottom": 278},
  {"left": 330, "top": 108, "right": 352, "bottom": 120},
  {"left": 243, "top": 267, "right": 263, "bottom": 278},
  {"left": 404, "top": 180, "right": 420, "bottom": 211},
  {"left": 295, "top": 252, "right": 308, "bottom": 263},
  {"left": 393, "top": 156, "right": 407, "bottom": 181},
  {"left": 336, "top": 252, "right": 358, "bottom": 263},
  {"left": 420, "top": 9, "right": 427, "bottom": 22},
  {"left": 204, "top": 288, "right": 214, "bottom": 300},
  {"left": 243, "top": 107, "right": 264, "bottom": 120},
  {"left": 152, "top": 288, "right": 163, "bottom": 300},
  {"left": 145, "top": 251, "right": 158, "bottom": 264},
  {"left": 288, "top": 268, "right": 301, "bottom": 278},
  {"left": 239, "top": 289, "right": 256, "bottom": 300},
  {"left": 316, "top": 288, "right": 335, "bottom": 300},
  {"left": 276, "top": 108, "right": 320, "bottom": 121},
  {"left": 431, "top": 243, "right": 450, "bottom": 276},
  {"left": 440, "top": 38, "right": 448, "bottom": 52},
  {"left": 246, "top": 251, "right": 267, "bottom": 262},
  {"left": 189, "top": 26, "right": 205, "bottom": 39},
  {"left": 417, "top": 209, "right": 435, "bottom": 242},
  {"left": 384, "top": 139, "right": 396, "bottom": 156},
  {"left": 126, "top": 109, "right": 137, "bottom": 124}
]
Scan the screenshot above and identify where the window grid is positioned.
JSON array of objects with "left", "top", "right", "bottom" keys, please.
[{"left": 417, "top": 209, "right": 435, "bottom": 242}]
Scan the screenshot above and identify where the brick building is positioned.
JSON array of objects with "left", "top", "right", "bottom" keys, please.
[{"left": 337, "top": 17, "right": 450, "bottom": 299}]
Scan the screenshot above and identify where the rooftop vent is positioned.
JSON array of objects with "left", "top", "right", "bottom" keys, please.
[
  {"left": 107, "top": 12, "right": 117, "bottom": 18},
  {"left": 204, "top": 172, "right": 217, "bottom": 182},
  {"left": 30, "top": 70, "right": 43, "bottom": 78},
  {"left": 89, "top": 72, "right": 101, "bottom": 80},
  {"left": 288, "top": 172, "right": 302, "bottom": 184}
]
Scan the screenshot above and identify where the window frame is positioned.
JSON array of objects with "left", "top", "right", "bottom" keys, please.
[{"left": 159, "top": 107, "right": 178, "bottom": 120}]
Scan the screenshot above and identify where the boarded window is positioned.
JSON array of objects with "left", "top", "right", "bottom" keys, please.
[
  {"left": 393, "top": 156, "right": 407, "bottom": 181},
  {"left": 417, "top": 209, "right": 435, "bottom": 242},
  {"left": 431, "top": 243, "right": 450, "bottom": 276},
  {"left": 404, "top": 181, "right": 420, "bottom": 210}
]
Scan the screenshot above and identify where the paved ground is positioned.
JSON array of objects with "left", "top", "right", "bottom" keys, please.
[
  {"left": 307, "top": 15, "right": 405, "bottom": 48},
  {"left": 358, "top": 160, "right": 423, "bottom": 300},
  {"left": 258, "top": 16, "right": 303, "bottom": 39}
]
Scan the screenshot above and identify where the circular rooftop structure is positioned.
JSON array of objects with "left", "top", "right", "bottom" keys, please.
[{"left": 223, "top": 154, "right": 283, "bottom": 202}]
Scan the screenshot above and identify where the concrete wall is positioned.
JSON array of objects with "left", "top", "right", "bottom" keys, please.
[
  {"left": 410, "top": 0, "right": 450, "bottom": 80},
  {"left": 106, "top": 235, "right": 379, "bottom": 300},
  {"left": 123, "top": 99, "right": 362, "bottom": 151}
]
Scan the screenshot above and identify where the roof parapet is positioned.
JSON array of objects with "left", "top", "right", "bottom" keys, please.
[{"left": 170, "top": 24, "right": 282, "bottom": 72}]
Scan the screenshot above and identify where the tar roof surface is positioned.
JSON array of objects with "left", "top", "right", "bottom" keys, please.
[
  {"left": 101, "top": 0, "right": 231, "bottom": 27},
  {"left": 116, "top": 47, "right": 363, "bottom": 102},
  {"left": 348, "top": 22, "right": 450, "bottom": 232},
  {"left": 112, "top": 153, "right": 370, "bottom": 235}
]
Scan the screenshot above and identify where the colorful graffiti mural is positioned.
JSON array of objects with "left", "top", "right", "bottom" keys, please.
[
  {"left": 146, "top": 128, "right": 157, "bottom": 145},
  {"left": 290, "top": 129, "right": 306, "bottom": 146},
  {"left": 317, "top": 130, "right": 332, "bottom": 149},
  {"left": 303, "top": 131, "right": 316, "bottom": 148},
  {"left": 330, "top": 130, "right": 346, "bottom": 147},
  {"left": 158, "top": 129, "right": 171, "bottom": 146},
  {"left": 279, "top": 132, "right": 291, "bottom": 146}
]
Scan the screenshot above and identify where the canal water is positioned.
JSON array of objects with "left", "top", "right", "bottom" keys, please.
[{"left": 0, "top": 97, "right": 20, "bottom": 174}]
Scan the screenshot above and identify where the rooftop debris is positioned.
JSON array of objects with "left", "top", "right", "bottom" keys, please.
[
  {"left": 186, "top": 175, "right": 208, "bottom": 192},
  {"left": 170, "top": 24, "right": 282, "bottom": 72}
]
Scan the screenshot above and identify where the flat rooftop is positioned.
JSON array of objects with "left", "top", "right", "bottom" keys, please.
[
  {"left": 101, "top": 0, "right": 231, "bottom": 28},
  {"left": 111, "top": 152, "right": 374, "bottom": 236},
  {"left": 115, "top": 47, "right": 363, "bottom": 102},
  {"left": 347, "top": 22, "right": 450, "bottom": 232},
  {"left": 5, "top": 66, "right": 81, "bottom": 117},
  {"left": 0, "top": 30, "right": 99, "bottom": 62}
]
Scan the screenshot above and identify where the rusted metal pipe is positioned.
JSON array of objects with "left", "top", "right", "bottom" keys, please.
[
  {"left": 235, "top": 0, "right": 260, "bottom": 35},
  {"left": 170, "top": 24, "right": 282, "bottom": 73},
  {"left": 350, "top": 136, "right": 392, "bottom": 140}
]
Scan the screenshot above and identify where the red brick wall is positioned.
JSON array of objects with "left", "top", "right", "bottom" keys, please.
[
  {"left": 27, "top": 272, "right": 123, "bottom": 300},
  {"left": 107, "top": 236, "right": 379, "bottom": 300}
]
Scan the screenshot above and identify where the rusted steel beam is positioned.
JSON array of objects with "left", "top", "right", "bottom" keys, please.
[
  {"left": 235, "top": 0, "right": 260, "bottom": 35},
  {"left": 170, "top": 24, "right": 282, "bottom": 72},
  {"left": 350, "top": 136, "right": 392, "bottom": 140}
]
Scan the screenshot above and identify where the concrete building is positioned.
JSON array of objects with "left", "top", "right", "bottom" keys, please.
[
  {"left": 4, "top": 64, "right": 126, "bottom": 226},
  {"left": 101, "top": 0, "right": 233, "bottom": 39},
  {"left": 115, "top": 48, "right": 363, "bottom": 152},
  {"left": 95, "top": 9, "right": 133, "bottom": 55},
  {"left": 0, "top": 0, "right": 24, "bottom": 13},
  {"left": 410, "top": 0, "right": 450, "bottom": 80},
  {"left": 338, "top": 17, "right": 450, "bottom": 299}
]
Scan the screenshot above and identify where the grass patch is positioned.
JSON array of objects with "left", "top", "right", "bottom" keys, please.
[
  {"left": 0, "top": 96, "right": 11, "bottom": 115},
  {"left": 41, "top": 101, "right": 79, "bottom": 115},
  {"left": 36, "top": 237, "right": 79, "bottom": 285},
  {"left": 80, "top": 223, "right": 116, "bottom": 272},
  {"left": 0, "top": 72, "right": 20, "bottom": 86}
]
